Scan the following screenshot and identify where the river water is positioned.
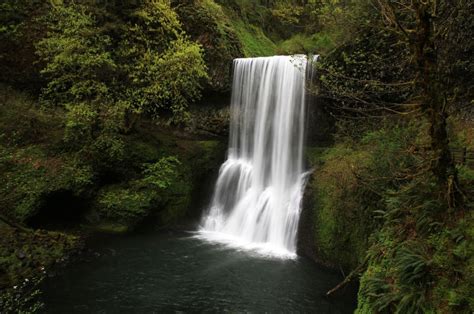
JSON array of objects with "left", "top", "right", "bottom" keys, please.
[{"left": 41, "top": 231, "right": 356, "bottom": 313}]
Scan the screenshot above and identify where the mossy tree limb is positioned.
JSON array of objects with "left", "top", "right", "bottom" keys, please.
[{"left": 0, "top": 214, "right": 31, "bottom": 233}]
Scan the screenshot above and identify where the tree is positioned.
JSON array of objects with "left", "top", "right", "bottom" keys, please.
[
  {"left": 36, "top": 0, "right": 208, "bottom": 144},
  {"left": 36, "top": 3, "right": 117, "bottom": 145},
  {"left": 116, "top": 0, "right": 207, "bottom": 127},
  {"left": 0, "top": 0, "right": 48, "bottom": 89},
  {"left": 374, "top": 0, "right": 472, "bottom": 205},
  {"left": 316, "top": 0, "right": 472, "bottom": 207}
]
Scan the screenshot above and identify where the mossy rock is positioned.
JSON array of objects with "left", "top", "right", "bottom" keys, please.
[
  {"left": 93, "top": 222, "right": 130, "bottom": 234},
  {"left": 0, "top": 226, "right": 80, "bottom": 289},
  {"left": 300, "top": 145, "right": 374, "bottom": 271},
  {"left": 0, "top": 144, "right": 94, "bottom": 222},
  {"left": 86, "top": 134, "right": 226, "bottom": 232}
]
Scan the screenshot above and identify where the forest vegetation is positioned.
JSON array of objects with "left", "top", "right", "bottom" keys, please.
[{"left": 0, "top": 0, "right": 472, "bottom": 313}]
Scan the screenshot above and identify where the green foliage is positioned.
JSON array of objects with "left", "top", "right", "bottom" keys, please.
[
  {"left": 35, "top": 0, "right": 207, "bottom": 152},
  {"left": 0, "top": 81, "right": 226, "bottom": 231},
  {"left": 216, "top": 0, "right": 320, "bottom": 41},
  {"left": 118, "top": 1, "right": 208, "bottom": 123},
  {"left": 309, "top": 118, "right": 473, "bottom": 313},
  {"left": 309, "top": 121, "right": 424, "bottom": 270},
  {"left": 95, "top": 186, "right": 154, "bottom": 224},
  {"left": 270, "top": 3, "right": 302, "bottom": 27},
  {"left": 316, "top": 27, "right": 413, "bottom": 119},
  {"left": 0, "top": 87, "right": 94, "bottom": 222},
  {"left": 36, "top": 4, "right": 115, "bottom": 107},
  {"left": 0, "top": 0, "right": 47, "bottom": 88},
  {"left": 229, "top": 20, "right": 276, "bottom": 57},
  {"left": 0, "top": 144, "right": 94, "bottom": 221},
  {"left": 0, "top": 226, "right": 79, "bottom": 311},
  {"left": 278, "top": 33, "right": 320, "bottom": 55},
  {"left": 140, "top": 38, "right": 207, "bottom": 122},
  {"left": 89, "top": 133, "right": 126, "bottom": 169},
  {"left": 36, "top": 3, "right": 117, "bottom": 149},
  {"left": 309, "top": 144, "right": 374, "bottom": 270},
  {"left": 0, "top": 1, "right": 23, "bottom": 43},
  {"left": 458, "top": 165, "right": 474, "bottom": 183},
  {"left": 0, "top": 85, "right": 64, "bottom": 147},
  {"left": 0, "top": 277, "right": 44, "bottom": 314},
  {"left": 314, "top": 0, "right": 371, "bottom": 50},
  {"left": 141, "top": 157, "right": 180, "bottom": 189},
  {"left": 173, "top": 0, "right": 243, "bottom": 90},
  {"left": 92, "top": 155, "right": 181, "bottom": 225},
  {"left": 358, "top": 206, "right": 473, "bottom": 313},
  {"left": 357, "top": 250, "right": 431, "bottom": 314}
]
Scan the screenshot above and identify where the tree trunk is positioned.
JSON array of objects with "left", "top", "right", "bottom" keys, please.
[{"left": 415, "top": 2, "right": 459, "bottom": 207}]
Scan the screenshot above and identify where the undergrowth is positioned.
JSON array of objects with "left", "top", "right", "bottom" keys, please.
[{"left": 309, "top": 118, "right": 473, "bottom": 313}]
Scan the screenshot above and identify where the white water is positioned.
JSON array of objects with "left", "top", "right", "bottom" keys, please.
[{"left": 198, "top": 56, "right": 309, "bottom": 258}]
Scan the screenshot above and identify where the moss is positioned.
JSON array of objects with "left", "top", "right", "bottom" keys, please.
[
  {"left": 305, "top": 146, "right": 329, "bottom": 166},
  {"left": 0, "top": 85, "right": 64, "bottom": 147},
  {"left": 84, "top": 134, "right": 226, "bottom": 231},
  {"left": 231, "top": 19, "right": 276, "bottom": 57},
  {"left": 315, "top": 123, "right": 474, "bottom": 313},
  {"left": 151, "top": 157, "right": 192, "bottom": 226},
  {"left": 0, "top": 225, "right": 81, "bottom": 312},
  {"left": 0, "top": 86, "right": 226, "bottom": 234},
  {"left": 0, "top": 87, "right": 95, "bottom": 222},
  {"left": 156, "top": 139, "right": 225, "bottom": 225},
  {"left": 93, "top": 223, "right": 130, "bottom": 234},
  {"left": 306, "top": 145, "right": 373, "bottom": 271},
  {"left": 0, "top": 144, "right": 94, "bottom": 222},
  {"left": 277, "top": 33, "right": 320, "bottom": 55},
  {"left": 126, "top": 140, "right": 162, "bottom": 164},
  {"left": 0, "top": 226, "right": 80, "bottom": 289},
  {"left": 305, "top": 122, "right": 474, "bottom": 313}
]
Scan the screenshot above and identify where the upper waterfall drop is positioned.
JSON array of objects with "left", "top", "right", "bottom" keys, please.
[{"left": 198, "top": 55, "right": 312, "bottom": 258}]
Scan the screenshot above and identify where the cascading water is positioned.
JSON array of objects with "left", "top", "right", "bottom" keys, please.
[{"left": 198, "top": 55, "right": 311, "bottom": 258}]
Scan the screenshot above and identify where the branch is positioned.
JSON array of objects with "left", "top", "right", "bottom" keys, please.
[
  {"left": 326, "top": 256, "right": 368, "bottom": 296},
  {"left": 375, "top": 0, "right": 414, "bottom": 39},
  {"left": 0, "top": 214, "right": 32, "bottom": 233}
]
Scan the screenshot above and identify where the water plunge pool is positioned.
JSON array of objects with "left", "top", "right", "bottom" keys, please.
[{"left": 41, "top": 231, "right": 357, "bottom": 313}]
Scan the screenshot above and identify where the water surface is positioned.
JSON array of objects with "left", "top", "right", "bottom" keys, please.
[{"left": 41, "top": 231, "right": 356, "bottom": 313}]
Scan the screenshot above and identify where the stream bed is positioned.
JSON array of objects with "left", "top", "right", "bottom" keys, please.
[{"left": 41, "top": 231, "right": 357, "bottom": 313}]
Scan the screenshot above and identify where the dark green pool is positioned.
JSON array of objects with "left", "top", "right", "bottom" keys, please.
[{"left": 41, "top": 231, "right": 357, "bottom": 313}]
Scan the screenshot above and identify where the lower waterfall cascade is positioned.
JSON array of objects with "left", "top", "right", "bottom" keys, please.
[{"left": 198, "top": 55, "right": 313, "bottom": 258}]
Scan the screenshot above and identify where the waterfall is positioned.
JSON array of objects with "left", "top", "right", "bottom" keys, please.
[{"left": 198, "top": 55, "right": 310, "bottom": 258}]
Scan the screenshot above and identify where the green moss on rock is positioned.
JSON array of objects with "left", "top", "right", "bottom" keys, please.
[
  {"left": 0, "top": 226, "right": 80, "bottom": 289},
  {"left": 0, "top": 145, "right": 94, "bottom": 222},
  {"left": 303, "top": 145, "right": 373, "bottom": 271}
]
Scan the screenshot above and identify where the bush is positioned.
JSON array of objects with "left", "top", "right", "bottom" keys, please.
[
  {"left": 95, "top": 186, "right": 154, "bottom": 224},
  {"left": 36, "top": 1, "right": 208, "bottom": 150},
  {"left": 90, "top": 156, "right": 184, "bottom": 228},
  {"left": 309, "top": 118, "right": 473, "bottom": 313}
]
